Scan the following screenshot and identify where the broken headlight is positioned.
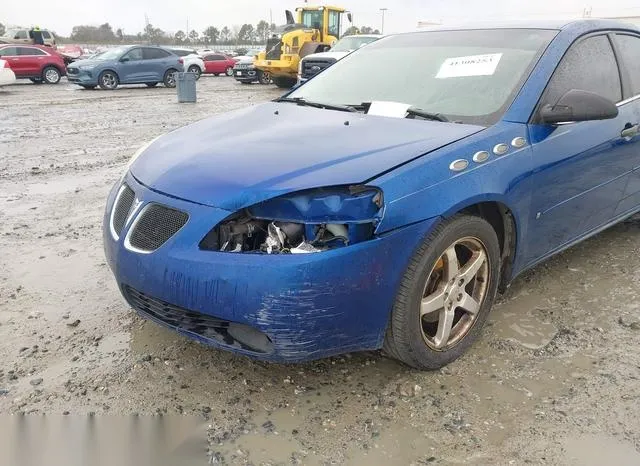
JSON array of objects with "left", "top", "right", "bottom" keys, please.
[{"left": 199, "top": 186, "right": 383, "bottom": 254}]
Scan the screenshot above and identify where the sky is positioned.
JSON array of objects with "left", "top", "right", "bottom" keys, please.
[{"left": 3, "top": 0, "right": 640, "bottom": 37}]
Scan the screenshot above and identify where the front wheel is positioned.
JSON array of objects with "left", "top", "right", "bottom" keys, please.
[
  {"left": 383, "top": 215, "right": 501, "bottom": 370},
  {"left": 98, "top": 70, "right": 119, "bottom": 90},
  {"left": 225, "top": 67, "right": 234, "bottom": 76},
  {"left": 42, "top": 66, "right": 61, "bottom": 84},
  {"left": 187, "top": 65, "right": 201, "bottom": 80},
  {"left": 163, "top": 69, "right": 178, "bottom": 88},
  {"left": 257, "top": 70, "right": 272, "bottom": 85}
]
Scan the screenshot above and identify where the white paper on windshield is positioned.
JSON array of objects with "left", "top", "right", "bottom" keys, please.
[
  {"left": 436, "top": 53, "right": 503, "bottom": 79},
  {"left": 367, "top": 101, "right": 412, "bottom": 118}
]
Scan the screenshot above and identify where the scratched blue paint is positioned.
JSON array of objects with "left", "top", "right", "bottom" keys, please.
[{"left": 104, "top": 20, "right": 640, "bottom": 362}]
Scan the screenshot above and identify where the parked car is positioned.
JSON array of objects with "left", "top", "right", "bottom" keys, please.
[
  {"left": 0, "top": 28, "right": 56, "bottom": 47},
  {"left": 166, "top": 47, "right": 205, "bottom": 79},
  {"left": 201, "top": 53, "right": 237, "bottom": 76},
  {"left": 0, "top": 45, "right": 66, "bottom": 84},
  {"left": 0, "top": 59, "right": 17, "bottom": 86},
  {"left": 298, "top": 34, "right": 381, "bottom": 83},
  {"left": 66, "top": 45, "right": 183, "bottom": 90},
  {"left": 103, "top": 20, "right": 640, "bottom": 369},
  {"left": 233, "top": 55, "right": 272, "bottom": 84}
]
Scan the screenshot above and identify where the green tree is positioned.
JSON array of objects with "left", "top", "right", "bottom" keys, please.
[
  {"left": 188, "top": 29, "right": 199, "bottom": 43},
  {"left": 359, "top": 26, "right": 380, "bottom": 34},
  {"left": 202, "top": 26, "right": 219, "bottom": 45},
  {"left": 238, "top": 24, "right": 255, "bottom": 44},
  {"left": 344, "top": 26, "right": 359, "bottom": 36},
  {"left": 174, "top": 30, "right": 186, "bottom": 44},
  {"left": 220, "top": 26, "right": 231, "bottom": 43},
  {"left": 116, "top": 28, "right": 124, "bottom": 41},
  {"left": 256, "top": 20, "right": 270, "bottom": 43}
]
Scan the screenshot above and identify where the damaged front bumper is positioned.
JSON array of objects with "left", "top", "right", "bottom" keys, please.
[{"left": 103, "top": 173, "right": 439, "bottom": 362}]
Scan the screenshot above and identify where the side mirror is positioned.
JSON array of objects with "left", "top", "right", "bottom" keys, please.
[
  {"left": 540, "top": 89, "right": 618, "bottom": 124},
  {"left": 120, "top": 56, "right": 130, "bottom": 63},
  {"left": 347, "top": 13, "right": 353, "bottom": 23}
]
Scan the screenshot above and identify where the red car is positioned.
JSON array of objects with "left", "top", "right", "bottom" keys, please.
[
  {"left": 0, "top": 44, "right": 66, "bottom": 84},
  {"left": 202, "top": 53, "right": 237, "bottom": 76}
]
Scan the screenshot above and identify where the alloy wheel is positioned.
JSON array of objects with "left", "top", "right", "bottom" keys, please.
[{"left": 419, "top": 237, "right": 490, "bottom": 350}]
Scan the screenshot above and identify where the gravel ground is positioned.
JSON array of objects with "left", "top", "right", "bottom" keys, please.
[{"left": 1, "top": 77, "right": 640, "bottom": 465}]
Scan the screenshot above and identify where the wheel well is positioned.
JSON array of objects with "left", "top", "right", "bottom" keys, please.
[{"left": 460, "top": 202, "right": 516, "bottom": 292}]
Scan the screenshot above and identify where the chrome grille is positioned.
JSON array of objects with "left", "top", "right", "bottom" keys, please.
[
  {"left": 111, "top": 184, "right": 135, "bottom": 238},
  {"left": 127, "top": 204, "right": 188, "bottom": 252}
]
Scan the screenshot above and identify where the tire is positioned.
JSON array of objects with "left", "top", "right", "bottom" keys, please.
[
  {"left": 187, "top": 65, "right": 201, "bottom": 80},
  {"left": 146, "top": 82, "right": 158, "bottom": 88},
  {"left": 80, "top": 85, "right": 96, "bottom": 90},
  {"left": 272, "top": 76, "right": 297, "bottom": 88},
  {"left": 98, "top": 70, "right": 119, "bottom": 90},
  {"left": 42, "top": 66, "right": 61, "bottom": 84},
  {"left": 383, "top": 214, "right": 501, "bottom": 370},
  {"left": 225, "top": 67, "right": 234, "bottom": 76},
  {"left": 257, "top": 71, "right": 272, "bottom": 85},
  {"left": 163, "top": 69, "right": 178, "bottom": 88}
]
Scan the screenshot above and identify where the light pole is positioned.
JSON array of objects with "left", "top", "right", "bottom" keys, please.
[{"left": 380, "top": 8, "right": 388, "bottom": 34}]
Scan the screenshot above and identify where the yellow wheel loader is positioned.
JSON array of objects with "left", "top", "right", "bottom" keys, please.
[{"left": 255, "top": 5, "right": 351, "bottom": 88}]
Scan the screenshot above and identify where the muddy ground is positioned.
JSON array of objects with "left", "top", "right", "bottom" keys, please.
[{"left": 1, "top": 77, "right": 640, "bottom": 465}]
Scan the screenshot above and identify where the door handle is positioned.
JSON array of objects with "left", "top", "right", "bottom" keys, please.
[{"left": 621, "top": 124, "right": 639, "bottom": 139}]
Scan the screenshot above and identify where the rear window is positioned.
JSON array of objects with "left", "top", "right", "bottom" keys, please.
[
  {"left": 144, "top": 48, "right": 171, "bottom": 59},
  {"left": 171, "top": 49, "right": 195, "bottom": 57}
]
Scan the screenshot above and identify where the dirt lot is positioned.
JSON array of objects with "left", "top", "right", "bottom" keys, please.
[{"left": 1, "top": 77, "right": 640, "bottom": 465}]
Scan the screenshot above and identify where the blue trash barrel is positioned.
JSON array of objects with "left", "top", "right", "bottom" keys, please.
[{"left": 176, "top": 72, "right": 197, "bottom": 103}]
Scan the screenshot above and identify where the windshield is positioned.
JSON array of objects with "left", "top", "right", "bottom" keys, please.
[
  {"left": 289, "top": 29, "right": 557, "bottom": 125},
  {"left": 95, "top": 47, "right": 129, "bottom": 60},
  {"left": 301, "top": 10, "right": 323, "bottom": 29},
  {"left": 332, "top": 36, "right": 379, "bottom": 52}
]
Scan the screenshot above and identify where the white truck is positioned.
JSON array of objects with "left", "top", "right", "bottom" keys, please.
[{"left": 297, "top": 34, "right": 381, "bottom": 84}]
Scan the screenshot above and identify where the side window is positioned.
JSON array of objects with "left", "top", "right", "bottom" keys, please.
[
  {"left": 615, "top": 34, "right": 640, "bottom": 97},
  {"left": 542, "top": 35, "right": 622, "bottom": 108},
  {"left": 16, "top": 30, "right": 28, "bottom": 39},
  {"left": 143, "top": 48, "right": 171, "bottom": 60},
  {"left": 0, "top": 47, "right": 18, "bottom": 57},
  {"left": 328, "top": 10, "right": 341, "bottom": 38},
  {"left": 18, "top": 47, "right": 46, "bottom": 56},
  {"left": 209, "top": 54, "right": 224, "bottom": 61},
  {"left": 42, "top": 31, "right": 51, "bottom": 39},
  {"left": 122, "top": 48, "right": 143, "bottom": 61}
]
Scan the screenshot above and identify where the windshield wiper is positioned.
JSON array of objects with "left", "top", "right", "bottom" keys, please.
[
  {"left": 275, "top": 97, "right": 358, "bottom": 113},
  {"left": 347, "top": 102, "right": 450, "bottom": 122},
  {"left": 405, "top": 107, "right": 449, "bottom": 122}
]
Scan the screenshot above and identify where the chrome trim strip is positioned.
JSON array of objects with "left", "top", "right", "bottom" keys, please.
[
  {"left": 472, "top": 151, "right": 489, "bottom": 163},
  {"left": 109, "top": 185, "right": 127, "bottom": 241},
  {"left": 617, "top": 94, "right": 640, "bottom": 107},
  {"left": 123, "top": 204, "right": 154, "bottom": 255}
]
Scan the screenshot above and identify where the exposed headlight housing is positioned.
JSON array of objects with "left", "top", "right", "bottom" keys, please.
[{"left": 200, "top": 186, "right": 384, "bottom": 254}]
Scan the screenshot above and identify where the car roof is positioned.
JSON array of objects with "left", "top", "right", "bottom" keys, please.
[{"left": 416, "top": 18, "right": 640, "bottom": 33}]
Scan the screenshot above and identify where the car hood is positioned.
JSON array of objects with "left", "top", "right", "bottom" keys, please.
[
  {"left": 68, "top": 58, "right": 106, "bottom": 68},
  {"left": 130, "top": 102, "right": 484, "bottom": 211}
]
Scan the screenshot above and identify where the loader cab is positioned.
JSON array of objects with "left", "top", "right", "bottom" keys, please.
[{"left": 296, "top": 6, "right": 347, "bottom": 42}]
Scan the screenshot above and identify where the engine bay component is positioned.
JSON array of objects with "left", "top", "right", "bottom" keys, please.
[{"left": 199, "top": 185, "right": 384, "bottom": 254}]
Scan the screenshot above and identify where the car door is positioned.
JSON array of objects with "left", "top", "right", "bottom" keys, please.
[
  {"left": 525, "top": 33, "right": 635, "bottom": 263},
  {"left": 142, "top": 47, "right": 173, "bottom": 81},
  {"left": 117, "top": 47, "right": 144, "bottom": 83},
  {"left": 17, "top": 46, "right": 47, "bottom": 77},
  {"left": 0, "top": 47, "right": 22, "bottom": 76},
  {"left": 204, "top": 54, "right": 224, "bottom": 74},
  {"left": 612, "top": 32, "right": 640, "bottom": 215}
]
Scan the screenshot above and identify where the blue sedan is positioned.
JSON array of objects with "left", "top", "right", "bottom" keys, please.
[
  {"left": 103, "top": 20, "right": 640, "bottom": 369},
  {"left": 67, "top": 45, "right": 183, "bottom": 90}
]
